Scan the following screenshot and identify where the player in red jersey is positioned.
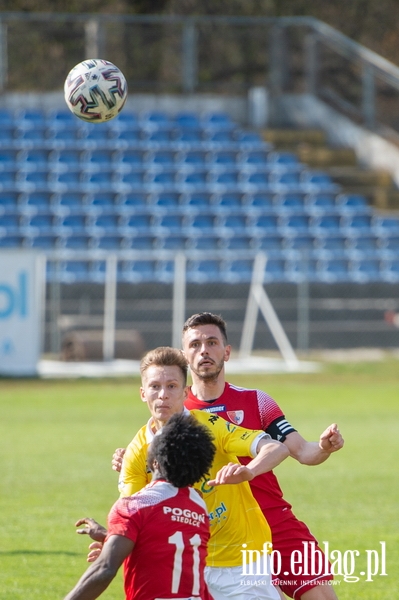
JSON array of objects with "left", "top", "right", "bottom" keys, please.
[
  {"left": 180, "top": 312, "right": 344, "bottom": 600},
  {"left": 63, "top": 412, "right": 216, "bottom": 600}
]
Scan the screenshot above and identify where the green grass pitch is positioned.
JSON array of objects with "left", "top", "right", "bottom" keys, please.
[{"left": 0, "top": 359, "right": 398, "bottom": 599}]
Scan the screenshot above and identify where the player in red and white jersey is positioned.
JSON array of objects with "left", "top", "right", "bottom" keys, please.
[
  {"left": 181, "top": 312, "right": 344, "bottom": 600},
  {"left": 63, "top": 413, "right": 215, "bottom": 600}
]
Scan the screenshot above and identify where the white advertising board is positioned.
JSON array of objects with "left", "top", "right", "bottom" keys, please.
[{"left": 0, "top": 251, "right": 46, "bottom": 376}]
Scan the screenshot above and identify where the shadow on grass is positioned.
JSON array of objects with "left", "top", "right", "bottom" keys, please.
[{"left": 0, "top": 549, "right": 81, "bottom": 556}]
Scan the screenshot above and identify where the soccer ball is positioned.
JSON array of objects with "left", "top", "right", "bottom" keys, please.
[{"left": 64, "top": 59, "right": 128, "bottom": 123}]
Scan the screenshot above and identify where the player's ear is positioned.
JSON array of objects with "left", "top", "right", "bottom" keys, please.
[
  {"left": 224, "top": 344, "right": 232, "bottom": 362},
  {"left": 183, "top": 386, "right": 189, "bottom": 400},
  {"left": 140, "top": 387, "right": 147, "bottom": 402}
]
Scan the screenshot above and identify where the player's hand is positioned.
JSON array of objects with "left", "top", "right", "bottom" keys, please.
[
  {"left": 87, "top": 541, "right": 103, "bottom": 563},
  {"left": 75, "top": 518, "right": 107, "bottom": 542},
  {"left": 319, "top": 424, "right": 344, "bottom": 453},
  {"left": 207, "top": 462, "right": 254, "bottom": 486},
  {"left": 112, "top": 448, "right": 126, "bottom": 472}
]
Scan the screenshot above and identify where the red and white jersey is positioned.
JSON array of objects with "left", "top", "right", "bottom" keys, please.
[
  {"left": 107, "top": 479, "right": 211, "bottom": 600},
  {"left": 185, "top": 383, "right": 297, "bottom": 528}
]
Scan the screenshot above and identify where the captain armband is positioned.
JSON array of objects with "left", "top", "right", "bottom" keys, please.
[{"left": 265, "top": 417, "right": 297, "bottom": 443}]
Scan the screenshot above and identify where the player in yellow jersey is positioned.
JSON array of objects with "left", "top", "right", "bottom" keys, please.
[{"left": 77, "top": 347, "right": 288, "bottom": 600}]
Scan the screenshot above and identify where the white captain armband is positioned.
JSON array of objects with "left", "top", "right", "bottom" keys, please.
[{"left": 265, "top": 417, "right": 296, "bottom": 442}]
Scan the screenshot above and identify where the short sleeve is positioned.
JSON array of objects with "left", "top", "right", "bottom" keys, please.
[{"left": 107, "top": 498, "right": 141, "bottom": 544}]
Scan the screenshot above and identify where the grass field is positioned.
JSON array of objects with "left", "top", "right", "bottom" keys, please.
[{"left": 1, "top": 358, "right": 398, "bottom": 599}]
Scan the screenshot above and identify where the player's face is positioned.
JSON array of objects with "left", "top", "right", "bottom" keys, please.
[
  {"left": 140, "top": 364, "right": 188, "bottom": 429},
  {"left": 182, "top": 324, "right": 231, "bottom": 382}
]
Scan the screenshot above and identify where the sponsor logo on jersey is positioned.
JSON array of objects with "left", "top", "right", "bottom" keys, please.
[
  {"left": 207, "top": 414, "right": 219, "bottom": 425},
  {"left": 225, "top": 421, "right": 237, "bottom": 433},
  {"left": 163, "top": 506, "right": 206, "bottom": 527},
  {"left": 227, "top": 410, "right": 244, "bottom": 425},
  {"left": 200, "top": 404, "right": 226, "bottom": 413},
  {"left": 208, "top": 501, "right": 228, "bottom": 523}
]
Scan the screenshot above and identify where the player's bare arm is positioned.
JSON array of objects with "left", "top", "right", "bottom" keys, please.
[
  {"left": 63, "top": 535, "right": 133, "bottom": 600},
  {"left": 208, "top": 437, "right": 289, "bottom": 485},
  {"left": 284, "top": 424, "right": 344, "bottom": 465}
]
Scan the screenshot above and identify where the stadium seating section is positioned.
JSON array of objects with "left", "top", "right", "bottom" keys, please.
[{"left": 0, "top": 108, "right": 398, "bottom": 283}]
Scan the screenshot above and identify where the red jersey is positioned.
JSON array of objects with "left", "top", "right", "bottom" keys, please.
[
  {"left": 185, "top": 382, "right": 297, "bottom": 528},
  {"left": 107, "top": 479, "right": 211, "bottom": 600}
]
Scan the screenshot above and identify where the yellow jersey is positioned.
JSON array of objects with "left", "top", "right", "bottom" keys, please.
[{"left": 118, "top": 408, "right": 272, "bottom": 567}]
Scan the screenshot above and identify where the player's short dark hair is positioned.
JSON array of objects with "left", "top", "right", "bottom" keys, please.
[
  {"left": 140, "top": 346, "right": 188, "bottom": 385},
  {"left": 147, "top": 413, "right": 216, "bottom": 488},
  {"left": 182, "top": 312, "right": 228, "bottom": 344}
]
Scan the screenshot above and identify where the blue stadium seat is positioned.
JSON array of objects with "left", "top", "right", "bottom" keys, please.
[
  {"left": 380, "top": 235, "right": 399, "bottom": 256},
  {"left": 121, "top": 170, "right": 145, "bottom": 186},
  {"left": 118, "top": 150, "right": 145, "bottom": 165},
  {"left": 382, "top": 259, "right": 399, "bottom": 282},
  {"left": 286, "top": 258, "right": 318, "bottom": 282},
  {"left": 57, "top": 192, "right": 85, "bottom": 209},
  {"left": 343, "top": 214, "right": 372, "bottom": 234},
  {"left": 63, "top": 234, "right": 92, "bottom": 250},
  {"left": 54, "top": 170, "right": 83, "bottom": 189},
  {"left": 219, "top": 214, "right": 248, "bottom": 233},
  {"left": 264, "top": 258, "right": 287, "bottom": 282},
  {"left": 25, "top": 213, "right": 54, "bottom": 232},
  {"left": 0, "top": 168, "right": 18, "bottom": 188},
  {"left": 351, "top": 258, "right": 382, "bottom": 282},
  {"left": 146, "top": 129, "right": 172, "bottom": 143},
  {"left": 53, "top": 149, "right": 82, "bottom": 166},
  {"left": 268, "top": 151, "right": 300, "bottom": 166},
  {"left": 16, "top": 127, "right": 47, "bottom": 142},
  {"left": 28, "top": 234, "right": 58, "bottom": 249},
  {"left": 59, "top": 214, "right": 87, "bottom": 232},
  {"left": 212, "top": 170, "right": 239, "bottom": 187},
  {"left": 203, "top": 112, "right": 234, "bottom": 129},
  {"left": 213, "top": 193, "right": 243, "bottom": 211},
  {"left": 373, "top": 216, "right": 399, "bottom": 236},
  {"left": 19, "top": 148, "right": 51, "bottom": 166},
  {"left": 240, "top": 150, "right": 270, "bottom": 166},
  {"left": 113, "top": 111, "right": 139, "bottom": 126},
  {"left": 25, "top": 193, "right": 53, "bottom": 215},
  {"left": 180, "top": 170, "right": 208, "bottom": 188},
  {"left": 256, "top": 234, "right": 284, "bottom": 254},
  {"left": 142, "top": 111, "right": 171, "bottom": 127},
  {"left": 302, "top": 170, "right": 338, "bottom": 190},
  {"left": 315, "top": 234, "right": 347, "bottom": 255},
  {"left": 274, "top": 171, "right": 302, "bottom": 189},
  {"left": 282, "top": 214, "right": 310, "bottom": 233},
  {"left": 88, "top": 192, "right": 116, "bottom": 209},
  {"left": 311, "top": 213, "right": 342, "bottom": 234},
  {"left": 23, "top": 170, "right": 50, "bottom": 188},
  {"left": 187, "top": 213, "right": 217, "bottom": 232},
  {"left": 183, "top": 192, "right": 212, "bottom": 210},
  {"left": 278, "top": 193, "right": 306, "bottom": 211},
  {"left": 85, "top": 149, "right": 115, "bottom": 165},
  {"left": 157, "top": 234, "right": 187, "bottom": 250},
  {"left": 62, "top": 260, "right": 91, "bottom": 283},
  {"left": 0, "top": 213, "right": 19, "bottom": 232},
  {"left": 86, "top": 170, "right": 115, "bottom": 188},
  {"left": 178, "top": 151, "right": 207, "bottom": 166},
  {"left": 175, "top": 112, "right": 201, "bottom": 129},
  {"left": 153, "top": 192, "right": 180, "bottom": 208},
  {"left": 124, "top": 213, "right": 153, "bottom": 232},
  {"left": 235, "top": 131, "right": 264, "bottom": 145},
  {"left": 223, "top": 235, "right": 253, "bottom": 250},
  {"left": 147, "top": 150, "right": 176, "bottom": 166},
  {"left": 96, "top": 235, "right": 124, "bottom": 250},
  {"left": 189, "top": 235, "right": 221, "bottom": 250},
  {"left": 285, "top": 234, "right": 315, "bottom": 252},
  {"left": 347, "top": 235, "right": 379, "bottom": 256},
  {"left": 0, "top": 125, "right": 16, "bottom": 143},
  {"left": 0, "top": 149, "right": 18, "bottom": 165},
  {"left": 150, "top": 170, "right": 176, "bottom": 187},
  {"left": 82, "top": 125, "right": 113, "bottom": 141},
  {"left": 251, "top": 214, "right": 279, "bottom": 233},
  {"left": 119, "top": 193, "right": 148, "bottom": 209},
  {"left": 121, "top": 260, "right": 157, "bottom": 283},
  {"left": 246, "top": 171, "right": 271, "bottom": 188},
  {"left": 114, "top": 127, "right": 141, "bottom": 143},
  {"left": 0, "top": 234, "right": 23, "bottom": 247},
  {"left": 318, "top": 258, "right": 350, "bottom": 282},
  {"left": 157, "top": 213, "right": 184, "bottom": 232},
  {"left": 0, "top": 192, "right": 19, "bottom": 209},
  {"left": 206, "top": 130, "right": 235, "bottom": 143},
  {"left": 92, "top": 214, "right": 120, "bottom": 232},
  {"left": 209, "top": 151, "right": 237, "bottom": 165},
  {"left": 173, "top": 129, "right": 203, "bottom": 143},
  {"left": 187, "top": 259, "right": 222, "bottom": 283},
  {"left": 127, "top": 234, "right": 156, "bottom": 250},
  {"left": 224, "top": 259, "right": 254, "bottom": 283},
  {"left": 157, "top": 260, "right": 175, "bottom": 283},
  {"left": 246, "top": 193, "right": 275, "bottom": 210},
  {"left": 306, "top": 193, "right": 337, "bottom": 212},
  {"left": 336, "top": 193, "right": 370, "bottom": 212}
]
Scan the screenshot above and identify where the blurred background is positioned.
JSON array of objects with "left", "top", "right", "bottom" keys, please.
[{"left": 1, "top": 0, "right": 399, "bottom": 374}]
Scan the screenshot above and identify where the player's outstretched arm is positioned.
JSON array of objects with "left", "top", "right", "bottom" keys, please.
[
  {"left": 285, "top": 424, "right": 344, "bottom": 465},
  {"left": 208, "top": 438, "right": 289, "bottom": 485},
  {"left": 63, "top": 535, "right": 133, "bottom": 600},
  {"left": 75, "top": 518, "right": 108, "bottom": 543}
]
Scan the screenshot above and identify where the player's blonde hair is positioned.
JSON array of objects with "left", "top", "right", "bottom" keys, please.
[{"left": 140, "top": 346, "right": 188, "bottom": 385}]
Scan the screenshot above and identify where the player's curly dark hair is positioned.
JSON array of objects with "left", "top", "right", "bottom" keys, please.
[
  {"left": 147, "top": 413, "right": 216, "bottom": 488},
  {"left": 182, "top": 312, "right": 228, "bottom": 344}
]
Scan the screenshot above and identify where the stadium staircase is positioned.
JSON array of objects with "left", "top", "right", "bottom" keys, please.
[{"left": 0, "top": 108, "right": 399, "bottom": 286}]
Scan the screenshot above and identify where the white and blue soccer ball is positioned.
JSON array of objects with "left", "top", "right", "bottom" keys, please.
[{"left": 64, "top": 59, "right": 128, "bottom": 123}]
